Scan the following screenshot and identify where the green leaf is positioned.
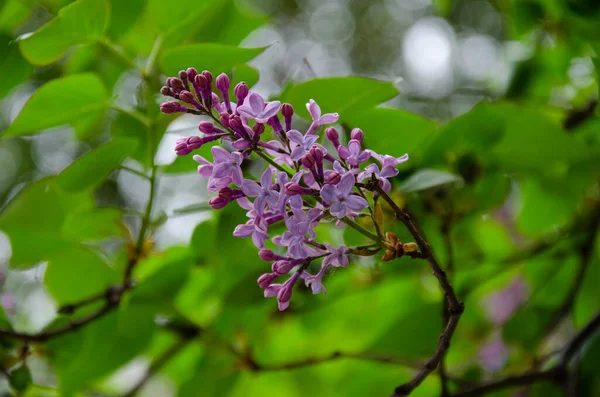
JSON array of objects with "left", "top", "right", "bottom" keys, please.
[
  {"left": 399, "top": 169, "right": 463, "bottom": 192},
  {"left": 61, "top": 207, "right": 123, "bottom": 242},
  {"left": 44, "top": 247, "right": 119, "bottom": 304},
  {"left": 107, "top": 0, "right": 145, "bottom": 38},
  {"left": 5, "top": 73, "right": 108, "bottom": 137},
  {"left": 0, "top": 35, "right": 31, "bottom": 98},
  {"left": 18, "top": 0, "right": 109, "bottom": 65},
  {"left": 346, "top": 107, "right": 436, "bottom": 159},
  {"left": 110, "top": 111, "right": 150, "bottom": 164},
  {"left": 0, "top": 0, "right": 34, "bottom": 33},
  {"left": 47, "top": 302, "right": 155, "bottom": 395},
  {"left": 158, "top": 44, "right": 266, "bottom": 77},
  {"left": 9, "top": 365, "right": 32, "bottom": 394},
  {"left": 0, "top": 178, "right": 75, "bottom": 268},
  {"left": 281, "top": 77, "right": 399, "bottom": 121},
  {"left": 56, "top": 138, "right": 138, "bottom": 192}
]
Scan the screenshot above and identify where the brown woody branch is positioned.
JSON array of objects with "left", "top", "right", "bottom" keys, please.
[
  {"left": 358, "top": 181, "right": 464, "bottom": 396},
  {"left": 452, "top": 309, "right": 600, "bottom": 397}
]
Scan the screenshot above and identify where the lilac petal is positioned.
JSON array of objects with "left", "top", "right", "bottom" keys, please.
[
  {"left": 242, "top": 180, "right": 262, "bottom": 197},
  {"left": 212, "top": 146, "right": 231, "bottom": 163},
  {"left": 320, "top": 184, "right": 337, "bottom": 204},
  {"left": 287, "top": 129, "right": 304, "bottom": 145},
  {"left": 323, "top": 254, "right": 334, "bottom": 267},
  {"left": 231, "top": 165, "right": 243, "bottom": 186},
  {"left": 357, "top": 151, "right": 370, "bottom": 163},
  {"left": 252, "top": 229, "right": 267, "bottom": 248},
  {"left": 237, "top": 104, "right": 255, "bottom": 118},
  {"left": 380, "top": 165, "right": 400, "bottom": 178},
  {"left": 344, "top": 195, "right": 369, "bottom": 212},
  {"left": 193, "top": 155, "right": 211, "bottom": 165},
  {"left": 266, "top": 191, "right": 280, "bottom": 208},
  {"left": 278, "top": 300, "right": 290, "bottom": 311},
  {"left": 348, "top": 140, "right": 361, "bottom": 156},
  {"left": 264, "top": 284, "right": 282, "bottom": 297},
  {"left": 330, "top": 201, "right": 346, "bottom": 218},
  {"left": 254, "top": 195, "right": 267, "bottom": 213},
  {"left": 305, "top": 134, "right": 319, "bottom": 147},
  {"left": 212, "top": 162, "right": 232, "bottom": 178},
  {"left": 248, "top": 92, "right": 265, "bottom": 114},
  {"left": 290, "top": 146, "right": 306, "bottom": 161},
  {"left": 197, "top": 164, "right": 213, "bottom": 177},
  {"left": 237, "top": 197, "right": 253, "bottom": 210},
  {"left": 233, "top": 223, "right": 254, "bottom": 237},
  {"left": 318, "top": 112, "right": 339, "bottom": 125},
  {"left": 232, "top": 139, "right": 252, "bottom": 150},
  {"left": 307, "top": 99, "right": 321, "bottom": 121},
  {"left": 337, "top": 172, "right": 355, "bottom": 196},
  {"left": 338, "top": 146, "right": 350, "bottom": 161},
  {"left": 262, "top": 101, "right": 281, "bottom": 120},
  {"left": 260, "top": 167, "right": 273, "bottom": 189},
  {"left": 380, "top": 178, "right": 392, "bottom": 193}
]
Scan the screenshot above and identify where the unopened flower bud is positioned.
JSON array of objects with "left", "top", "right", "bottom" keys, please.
[
  {"left": 234, "top": 82, "right": 249, "bottom": 105},
  {"left": 169, "top": 78, "right": 185, "bottom": 93},
  {"left": 285, "top": 182, "right": 311, "bottom": 196},
  {"left": 253, "top": 123, "right": 265, "bottom": 135},
  {"left": 272, "top": 260, "right": 294, "bottom": 275},
  {"left": 326, "top": 127, "right": 340, "bottom": 147},
  {"left": 301, "top": 153, "right": 316, "bottom": 169},
  {"left": 160, "top": 86, "right": 173, "bottom": 97},
  {"left": 216, "top": 73, "right": 230, "bottom": 93},
  {"left": 310, "top": 146, "right": 324, "bottom": 163},
  {"left": 201, "top": 70, "right": 213, "bottom": 85},
  {"left": 195, "top": 74, "right": 209, "bottom": 91},
  {"left": 277, "top": 283, "right": 294, "bottom": 310},
  {"left": 186, "top": 67, "right": 198, "bottom": 82},
  {"left": 325, "top": 172, "right": 341, "bottom": 185},
  {"left": 198, "top": 121, "right": 215, "bottom": 134},
  {"left": 160, "top": 101, "right": 187, "bottom": 114},
  {"left": 209, "top": 196, "right": 228, "bottom": 209},
  {"left": 259, "top": 249, "right": 285, "bottom": 262},
  {"left": 351, "top": 128, "right": 364, "bottom": 143},
  {"left": 178, "top": 70, "right": 188, "bottom": 86},
  {"left": 281, "top": 103, "right": 294, "bottom": 131},
  {"left": 179, "top": 90, "right": 199, "bottom": 107},
  {"left": 257, "top": 273, "right": 277, "bottom": 289},
  {"left": 220, "top": 112, "right": 231, "bottom": 128}
]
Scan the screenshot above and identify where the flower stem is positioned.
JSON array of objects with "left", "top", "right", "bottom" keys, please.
[
  {"left": 342, "top": 217, "right": 381, "bottom": 243},
  {"left": 255, "top": 149, "right": 294, "bottom": 177}
]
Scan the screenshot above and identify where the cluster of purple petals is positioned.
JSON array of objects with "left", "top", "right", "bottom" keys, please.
[{"left": 160, "top": 69, "right": 409, "bottom": 310}]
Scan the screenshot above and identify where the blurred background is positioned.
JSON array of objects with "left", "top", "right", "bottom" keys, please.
[{"left": 0, "top": 0, "right": 599, "bottom": 396}]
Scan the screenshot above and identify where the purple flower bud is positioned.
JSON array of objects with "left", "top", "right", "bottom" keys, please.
[
  {"left": 272, "top": 260, "right": 294, "bottom": 275},
  {"left": 161, "top": 86, "right": 173, "bottom": 97},
  {"left": 178, "top": 70, "right": 188, "bottom": 87},
  {"left": 351, "top": 128, "right": 364, "bottom": 143},
  {"left": 258, "top": 273, "right": 277, "bottom": 289},
  {"left": 281, "top": 103, "right": 294, "bottom": 131},
  {"left": 216, "top": 73, "right": 230, "bottom": 93},
  {"left": 195, "top": 74, "right": 209, "bottom": 91},
  {"left": 309, "top": 146, "right": 324, "bottom": 164},
  {"left": 160, "top": 101, "right": 187, "bottom": 114},
  {"left": 301, "top": 153, "right": 316, "bottom": 169},
  {"left": 285, "top": 182, "right": 311, "bottom": 196},
  {"left": 179, "top": 90, "right": 201, "bottom": 108},
  {"left": 198, "top": 121, "right": 215, "bottom": 134},
  {"left": 326, "top": 127, "right": 340, "bottom": 147},
  {"left": 169, "top": 78, "right": 185, "bottom": 93},
  {"left": 209, "top": 196, "right": 228, "bottom": 209},
  {"left": 325, "top": 172, "right": 341, "bottom": 185},
  {"left": 253, "top": 123, "right": 265, "bottom": 135},
  {"left": 186, "top": 67, "right": 198, "bottom": 82},
  {"left": 220, "top": 112, "right": 231, "bottom": 128},
  {"left": 202, "top": 70, "right": 213, "bottom": 84},
  {"left": 217, "top": 186, "right": 234, "bottom": 199},
  {"left": 234, "top": 82, "right": 249, "bottom": 105},
  {"left": 229, "top": 116, "right": 243, "bottom": 135},
  {"left": 267, "top": 116, "right": 284, "bottom": 136},
  {"left": 277, "top": 282, "right": 294, "bottom": 311},
  {"left": 259, "top": 249, "right": 286, "bottom": 262}
]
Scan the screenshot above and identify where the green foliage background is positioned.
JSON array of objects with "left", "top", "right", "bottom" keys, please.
[{"left": 0, "top": 0, "right": 599, "bottom": 396}]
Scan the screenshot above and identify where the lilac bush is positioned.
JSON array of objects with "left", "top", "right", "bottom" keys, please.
[{"left": 160, "top": 69, "right": 409, "bottom": 311}]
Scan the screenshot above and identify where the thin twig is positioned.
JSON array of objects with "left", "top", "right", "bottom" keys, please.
[
  {"left": 250, "top": 351, "right": 422, "bottom": 372},
  {"left": 439, "top": 210, "right": 454, "bottom": 397},
  {"left": 118, "top": 165, "right": 150, "bottom": 180},
  {"left": 361, "top": 182, "right": 463, "bottom": 396},
  {"left": 452, "top": 309, "right": 600, "bottom": 397},
  {"left": 121, "top": 337, "right": 192, "bottom": 397}
]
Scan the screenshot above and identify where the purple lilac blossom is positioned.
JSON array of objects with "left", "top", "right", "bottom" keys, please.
[{"left": 160, "top": 70, "right": 410, "bottom": 310}]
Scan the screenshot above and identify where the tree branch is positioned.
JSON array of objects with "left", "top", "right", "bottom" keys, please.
[
  {"left": 359, "top": 182, "right": 463, "bottom": 396},
  {"left": 121, "top": 336, "right": 193, "bottom": 397},
  {"left": 250, "top": 351, "right": 422, "bottom": 372},
  {"left": 452, "top": 309, "right": 600, "bottom": 397}
]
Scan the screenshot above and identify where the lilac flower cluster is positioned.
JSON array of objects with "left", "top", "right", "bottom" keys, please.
[{"left": 160, "top": 69, "right": 408, "bottom": 310}]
